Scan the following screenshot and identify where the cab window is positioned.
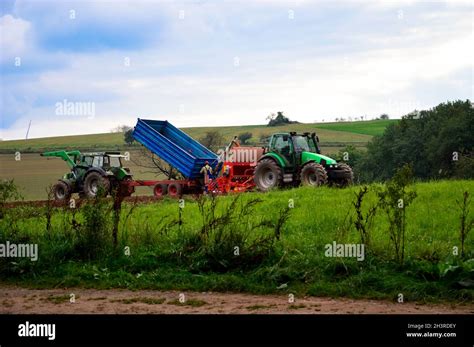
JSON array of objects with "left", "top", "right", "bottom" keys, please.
[
  {"left": 273, "top": 135, "right": 290, "bottom": 153},
  {"left": 92, "top": 156, "right": 103, "bottom": 168},
  {"left": 82, "top": 156, "right": 93, "bottom": 166},
  {"left": 109, "top": 157, "right": 121, "bottom": 167}
]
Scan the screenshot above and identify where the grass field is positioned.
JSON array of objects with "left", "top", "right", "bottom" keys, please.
[
  {"left": 1, "top": 180, "right": 472, "bottom": 302},
  {"left": 315, "top": 119, "right": 398, "bottom": 136},
  {"left": 0, "top": 122, "right": 374, "bottom": 153}
]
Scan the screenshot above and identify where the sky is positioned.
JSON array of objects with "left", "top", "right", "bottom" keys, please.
[{"left": 0, "top": 0, "right": 472, "bottom": 140}]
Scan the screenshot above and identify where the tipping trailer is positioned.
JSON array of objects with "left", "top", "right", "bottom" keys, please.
[
  {"left": 129, "top": 119, "right": 219, "bottom": 196},
  {"left": 129, "top": 119, "right": 258, "bottom": 196}
]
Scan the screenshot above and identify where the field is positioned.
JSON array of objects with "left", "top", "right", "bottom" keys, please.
[
  {"left": 0, "top": 122, "right": 374, "bottom": 153},
  {"left": 315, "top": 119, "right": 398, "bottom": 136},
  {"left": 1, "top": 180, "right": 473, "bottom": 304}
]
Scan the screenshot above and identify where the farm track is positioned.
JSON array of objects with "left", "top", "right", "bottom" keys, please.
[
  {"left": 0, "top": 286, "right": 473, "bottom": 314},
  {"left": 3, "top": 196, "right": 162, "bottom": 209}
]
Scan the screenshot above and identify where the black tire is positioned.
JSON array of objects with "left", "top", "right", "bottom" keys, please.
[
  {"left": 168, "top": 183, "right": 182, "bottom": 197},
  {"left": 254, "top": 158, "right": 282, "bottom": 192},
  {"left": 335, "top": 163, "right": 353, "bottom": 187},
  {"left": 300, "top": 162, "right": 328, "bottom": 186},
  {"left": 153, "top": 184, "right": 168, "bottom": 197},
  {"left": 53, "top": 181, "right": 71, "bottom": 201},
  {"left": 83, "top": 171, "right": 110, "bottom": 198}
]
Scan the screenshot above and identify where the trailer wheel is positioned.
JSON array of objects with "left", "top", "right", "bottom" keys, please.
[
  {"left": 53, "top": 181, "right": 71, "bottom": 202},
  {"left": 153, "top": 184, "right": 168, "bottom": 197},
  {"left": 168, "top": 183, "right": 182, "bottom": 197}
]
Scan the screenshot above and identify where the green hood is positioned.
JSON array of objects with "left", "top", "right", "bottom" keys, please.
[{"left": 301, "top": 151, "right": 337, "bottom": 165}]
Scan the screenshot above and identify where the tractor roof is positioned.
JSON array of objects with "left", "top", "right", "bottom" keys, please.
[{"left": 82, "top": 151, "right": 122, "bottom": 156}]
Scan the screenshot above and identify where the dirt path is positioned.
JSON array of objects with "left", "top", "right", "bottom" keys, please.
[{"left": 0, "top": 286, "right": 472, "bottom": 314}]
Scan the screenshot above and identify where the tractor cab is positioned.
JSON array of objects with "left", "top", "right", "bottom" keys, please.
[{"left": 268, "top": 132, "right": 322, "bottom": 168}]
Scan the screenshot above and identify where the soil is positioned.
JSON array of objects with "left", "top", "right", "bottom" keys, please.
[{"left": 0, "top": 286, "right": 472, "bottom": 314}]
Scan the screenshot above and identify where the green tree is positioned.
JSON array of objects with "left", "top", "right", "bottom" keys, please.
[
  {"left": 266, "top": 111, "right": 298, "bottom": 127},
  {"left": 237, "top": 132, "right": 252, "bottom": 145},
  {"left": 359, "top": 100, "right": 473, "bottom": 181},
  {"left": 124, "top": 129, "right": 135, "bottom": 145},
  {"left": 199, "top": 131, "right": 224, "bottom": 152}
]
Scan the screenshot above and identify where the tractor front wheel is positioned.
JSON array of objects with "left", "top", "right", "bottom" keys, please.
[
  {"left": 300, "top": 162, "right": 328, "bottom": 187},
  {"left": 84, "top": 172, "right": 110, "bottom": 198},
  {"left": 53, "top": 181, "right": 71, "bottom": 202},
  {"left": 254, "top": 158, "right": 282, "bottom": 192},
  {"left": 334, "top": 163, "right": 353, "bottom": 187}
]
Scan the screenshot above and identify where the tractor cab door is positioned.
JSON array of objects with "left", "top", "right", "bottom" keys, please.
[
  {"left": 271, "top": 134, "right": 295, "bottom": 168},
  {"left": 73, "top": 155, "right": 92, "bottom": 182}
]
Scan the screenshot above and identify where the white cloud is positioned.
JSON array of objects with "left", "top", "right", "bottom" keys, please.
[
  {"left": 0, "top": 14, "right": 31, "bottom": 62},
  {"left": 1, "top": 0, "right": 472, "bottom": 139}
]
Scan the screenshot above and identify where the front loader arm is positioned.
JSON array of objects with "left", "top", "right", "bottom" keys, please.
[{"left": 40, "top": 150, "right": 81, "bottom": 169}]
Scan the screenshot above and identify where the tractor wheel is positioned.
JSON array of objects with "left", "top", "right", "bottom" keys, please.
[
  {"left": 83, "top": 172, "right": 110, "bottom": 198},
  {"left": 153, "top": 184, "right": 168, "bottom": 197},
  {"left": 335, "top": 163, "right": 353, "bottom": 187},
  {"left": 168, "top": 183, "right": 182, "bottom": 198},
  {"left": 300, "top": 162, "right": 328, "bottom": 187},
  {"left": 53, "top": 181, "right": 71, "bottom": 202},
  {"left": 117, "top": 177, "right": 134, "bottom": 197},
  {"left": 254, "top": 158, "right": 282, "bottom": 192}
]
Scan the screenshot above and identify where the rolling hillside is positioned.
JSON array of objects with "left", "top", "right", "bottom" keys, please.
[{"left": 0, "top": 120, "right": 395, "bottom": 153}]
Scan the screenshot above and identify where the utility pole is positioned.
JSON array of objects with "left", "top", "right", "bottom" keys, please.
[{"left": 25, "top": 120, "right": 32, "bottom": 140}]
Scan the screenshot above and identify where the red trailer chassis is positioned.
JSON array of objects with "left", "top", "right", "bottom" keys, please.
[{"left": 121, "top": 160, "right": 256, "bottom": 197}]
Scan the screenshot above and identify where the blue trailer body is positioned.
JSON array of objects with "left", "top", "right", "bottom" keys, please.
[{"left": 132, "top": 119, "right": 218, "bottom": 179}]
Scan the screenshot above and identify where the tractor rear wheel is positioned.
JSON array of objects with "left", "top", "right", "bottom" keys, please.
[
  {"left": 168, "top": 183, "right": 182, "bottom": 197},
  {"left": 84, "top": 172, "right": 110, "bottom": 198},
  {"left": 254, "top": 158, "right": 282, "bottom": 192},
  {"left": 153, "top": 184, "right": 168, "bottom": 197},
  {"left": 300, "top": 162, "right": 328, "bottom": 186},
  {"left": 53, "top": 181, "right": 71, "bottom": 202}
]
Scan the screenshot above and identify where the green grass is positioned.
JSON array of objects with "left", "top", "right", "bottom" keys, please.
[
  {"left": 1, "top": 180, "right": 472, "bottom": 303},
  {"left": 315, "top": 119, "right": 398, "bottom": 136}
]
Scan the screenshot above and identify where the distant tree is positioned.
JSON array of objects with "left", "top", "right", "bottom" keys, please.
[
  {"left": 199, "top": 131, "right": 224, "bottom": 152},
  {"left": 266, "top": 111, "right": 298, "bottom": 127},
  {"left": 124, "top": 129, "right": 135, "bottom": 145},
  {"left": 112, "top": 125, "right": 132, "bottom": 133},
  {"left": 238, "top": 132, "right": 253, "bottom": 145},
  {"left": 379, "top": 114, "right": 390, "bottom": 120}
]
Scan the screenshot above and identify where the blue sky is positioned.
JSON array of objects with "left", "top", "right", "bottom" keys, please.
[{"left": 0, "top": 0, "right": 472, "bottom": 140}]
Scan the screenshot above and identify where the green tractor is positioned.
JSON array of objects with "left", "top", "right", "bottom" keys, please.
[
  {"left": 254, "top": 131, "right": 353, "bottom": 191},
  {"left": 41, "top": 150, "right": 134, "bottom": 201}
]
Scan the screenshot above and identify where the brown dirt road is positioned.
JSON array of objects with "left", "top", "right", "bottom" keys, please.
[{"left": 0, "top": 286, "right": 473, "bottom": 314}]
